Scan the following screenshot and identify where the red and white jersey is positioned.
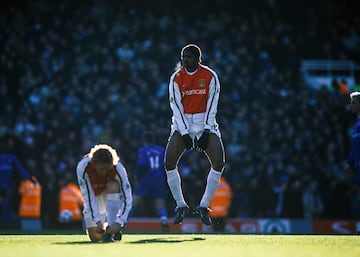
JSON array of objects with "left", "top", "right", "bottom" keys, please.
[
  {"left": 76, "top": 156, "right": 132, "bottom": 225},
  {"left": 169, "top": 64, "right": 221, "bottom": 136}
]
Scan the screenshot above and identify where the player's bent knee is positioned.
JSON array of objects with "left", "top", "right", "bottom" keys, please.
[
  {"left": 213, "top": 161, "right": 225, "bottom": 172},
  {"left": 105, "top": 180, "right": 120, "bottom": 194},
  {"left": 165, "top": 164, "right": 176, "bottom": 171},
  {"left": 164, "top": 161, "right": 176, "bottom": 171}
]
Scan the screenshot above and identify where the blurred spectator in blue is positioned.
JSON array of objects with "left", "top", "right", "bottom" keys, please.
[{"left": 0, "top": 136, "right": 31, "bottom": 228}]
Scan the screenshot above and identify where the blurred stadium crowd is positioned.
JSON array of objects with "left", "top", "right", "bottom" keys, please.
[{"left": 1, "top": 0, "right": 360, "bottom": 229}]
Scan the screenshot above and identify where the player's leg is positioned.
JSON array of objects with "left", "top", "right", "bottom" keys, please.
[
  {"left": 130, "top": 194, "right": 144, "bottom": 217},
  {"left": 85, "top": 194, "right": 107, "bottom": 242},
  {"left": 202, "top": 133, "right": 225, "bottom": 206},
  {"left": 104, "top": 180, "right": 122, "bottom": 241},
  {"left": 197, "top": 133, "right": 225, "bottom": 225},
  {"left": 154, "top": 198, "right": 169, "bottom": 232},
  {"left": 355, "top": 169, "right": 360, "bottom": 234},
  {"left": 131, "top": 176, "right": 152, "bottom": 217},
  {"left": 152, "top": 176, "right": 169, "bottom": 231},
  {"left": 164, "top": 131, "right": 187, "bottom": 207},
  {"left": 204, "top": 133, "right": 225, "bottom": 172},
  {"left": 105, "top": 180, "right": 121, "bottom": 226},
  {"left": 164, "top": 131, "right": 189, "bottom": 223}
]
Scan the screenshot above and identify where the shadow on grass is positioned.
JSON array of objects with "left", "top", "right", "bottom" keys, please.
[
  {"left": 54, "top": 241, "right": 98, "bottom": 245},
  {"left": 53, "top": 237, "right": 206, "bottom": 245},
  {"left": 128, "top": 237, "right": 206, "bottom": 244}
]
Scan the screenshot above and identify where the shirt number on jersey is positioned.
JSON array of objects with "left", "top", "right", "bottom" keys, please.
[{"left": 149, "top": 156, "right": 160, "bottom": 170}]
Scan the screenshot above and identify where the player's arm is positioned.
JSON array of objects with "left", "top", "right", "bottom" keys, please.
[
  {"left": 196, "top": 72, "right": 220, "bottom": 151},
  {"left": 115, "top": 162, "right": 133, "bottom": 227},
  {"left": 348, "top": 126, "right": 360, "bottom": 171},
  {"left": 76, "top": 160, "right": 101, "bottom": 225},
  {"left": 134, "top": 150, "right": 147, "bottom": 179},
  {"left": 204, "top": 72, "right": 220, "bottom": 130},
  {"left": 347, "top": 149, "right": 354, "bottom": 170},
  {"left": 354, "top": 129, "right": 360, "bottom": 168},
  {"left": 73, "top": 185, "right": 85, "bottom": 207},
  {"left": 169, "top": 74, "right": 190, "bottom": 135},
  {"left": 12, "top": 155, "right": 31, "bottom": 180}
]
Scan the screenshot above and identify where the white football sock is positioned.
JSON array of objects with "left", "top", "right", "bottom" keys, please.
[
  {"left": 200, "top": 168, "right": 222, "bottom": 208},
  {"left": 106, "top": 193, "right": 122, "bottom": 226},
  {"left": 166, "top": 169, "right": 187, "bottom": 207}
]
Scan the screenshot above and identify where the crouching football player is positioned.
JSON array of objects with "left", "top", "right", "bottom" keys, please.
[{"left": 76, "top": 144, "right": 132, "bottom": 242}]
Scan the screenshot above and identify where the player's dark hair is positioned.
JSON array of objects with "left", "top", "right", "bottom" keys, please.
[
  {"left": 91, "top": 149, "right": 113, "bottom": 164},
  {"left": 143, "top": 131, "right": 155, "bottom": 144},
  {"left": 350, "top": 91, "right": 360, "bottom": 101}
]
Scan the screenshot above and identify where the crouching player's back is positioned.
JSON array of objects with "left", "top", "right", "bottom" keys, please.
[{"left": 76, "top": 144, "right": 132, "bottom": 243}]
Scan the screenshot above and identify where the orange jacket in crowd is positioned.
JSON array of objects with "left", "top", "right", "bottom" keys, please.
[
  {"left": 209, "top": 177, "right": 232, "bottom": 218},
  {"left": 18, "top": 177, "right": 41, "bottom": 218},
  {"left": 59, "top": 182, "right": 84, "bottom": 221},
  {"left": 338, "top": 80, "right": 349, "bottom": 95}
]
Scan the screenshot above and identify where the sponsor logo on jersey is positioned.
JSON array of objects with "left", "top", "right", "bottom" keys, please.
[{"left": 182, "top": 89, "right": 206, "bottom": 97}]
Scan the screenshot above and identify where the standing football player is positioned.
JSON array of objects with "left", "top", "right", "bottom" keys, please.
[
  {"left": 164, "top": 44, "right": 225, "bottom": 226},
  {"left": 76, "top": 144, "right": 132, "bottom": 242},
  {"left": 347, "top": 91, "right": 360, "bottom": 234},
  {"left": 131, "top": 131, "right": 169, "bottom": 232}
]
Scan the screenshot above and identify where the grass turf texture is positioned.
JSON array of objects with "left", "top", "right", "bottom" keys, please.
[{"left": 0, "top": 234, "right": 359, "bottom": 257}]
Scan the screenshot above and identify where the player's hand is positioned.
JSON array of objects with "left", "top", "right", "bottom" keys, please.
[
  {"left": 96, "top": 221, "right": 104, "bottom": 233},
  {"left": 106, "top": 222, "right": 122, "bottom": 234},
  {"left": 30, "top": 176, "right": 38, "bottom": 184},
  {"left": 196, "top": 129, "right": 210, "bottom": 152},
  {"left": 182, "top": 134, "right": 194, "bottom": 150}
]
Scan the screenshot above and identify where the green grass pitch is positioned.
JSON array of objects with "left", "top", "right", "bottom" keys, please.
[{"left": 0, "top": 233, "right": 359, "bottom": 257}]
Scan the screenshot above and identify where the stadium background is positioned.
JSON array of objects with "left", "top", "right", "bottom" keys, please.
[{"left": 1, "top": 0, "right": 360, "bottom": 232}]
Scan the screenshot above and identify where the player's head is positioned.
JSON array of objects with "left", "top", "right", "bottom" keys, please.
[
  {"left": 143, "top": 131, "right": 155, "bottom": 144},
  {"left": 350, "top": 91, "right": 360, "bottom": 101},
  {"left": 350, "top": 91, "right": 360, "bottom": 114},
  {"left": 181, "top": 44, "right": 202, "bottom": 62},
  {"left": 89, "top": 144, "right": 119, "bottom": 175},
  {"left": 181, "top": 44, "right": 202, "bottom": 71}
]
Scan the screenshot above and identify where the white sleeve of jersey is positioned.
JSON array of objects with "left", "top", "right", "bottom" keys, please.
[
  {"left": 169, "top": 73, "right": 190, "bottom": 135},
  {"left": 76, "top": 158, "right": 101, "bottom": 223},
  {"left": 114, "top": 162, "right": 133, "bottom": 226},
  {"left": 204, "top": 72, "right": 220, "bottom": 130}
]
